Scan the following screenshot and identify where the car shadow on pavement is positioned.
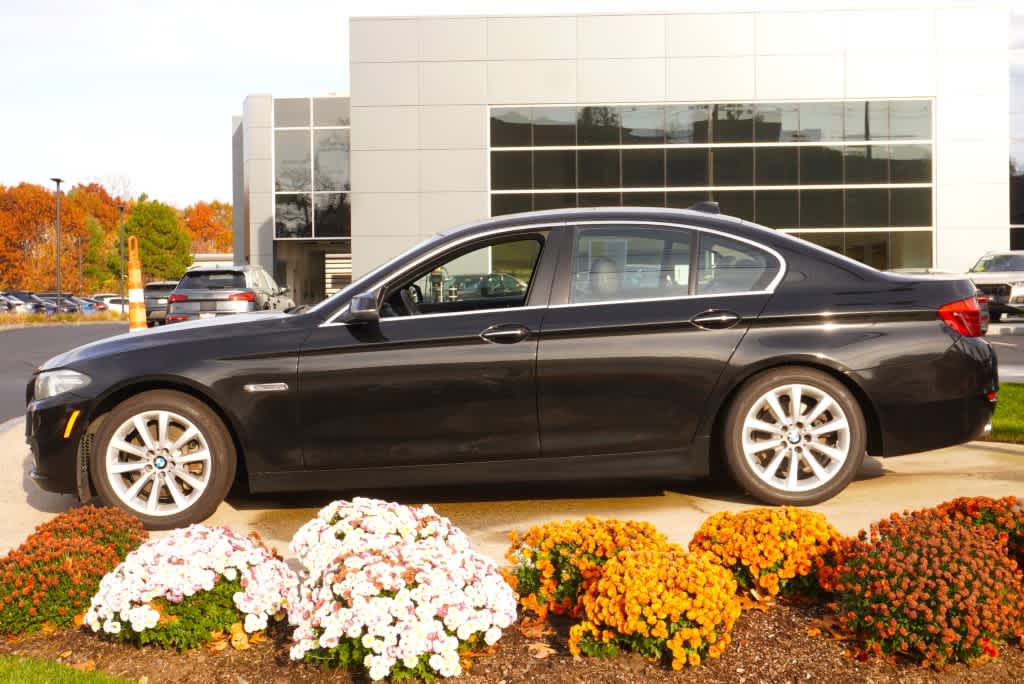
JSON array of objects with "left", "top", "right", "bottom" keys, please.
[{"left": 225, "top": 455, "right": 888, "bottom": 512}]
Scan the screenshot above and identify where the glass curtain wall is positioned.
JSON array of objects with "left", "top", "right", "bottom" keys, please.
[
  {"left": 273, "top": 97, "right": 351, "bottom": 242},
  {"left": 490, "top": 99, "right": 934, "bottom": 270}
]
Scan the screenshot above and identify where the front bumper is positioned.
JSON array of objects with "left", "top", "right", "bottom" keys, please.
[{"left": 25, "top": 394, "right": 90, "bottom": 495}]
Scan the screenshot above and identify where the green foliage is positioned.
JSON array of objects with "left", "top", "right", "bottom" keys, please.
[
  {"left": 110, "top": 578, "right": 245, "bottom": 651},
  {"left": 124, "top": 197, "right": 190, "bottom": 281},
  {"left": 81, "top": 217, "right": 117, "bottom": 290},
  {"left": 989, "top": 383, "right": 1024, "bottom": 444},
  {"left": 0, "top": 656, "right": 132, "bottom": 683}
]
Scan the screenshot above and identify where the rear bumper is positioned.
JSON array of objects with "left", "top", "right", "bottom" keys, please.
[{"left": 862, "top": 336, "right": 998, "bottom": 456}]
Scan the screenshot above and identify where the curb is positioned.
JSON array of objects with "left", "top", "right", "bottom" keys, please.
[{"left": 987, "top": 324, "right": 1024, "bottom": 337}]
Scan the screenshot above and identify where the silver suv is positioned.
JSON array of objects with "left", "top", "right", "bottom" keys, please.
[{"left": 165, "top": 265, "right": 294, "bottom": 323}]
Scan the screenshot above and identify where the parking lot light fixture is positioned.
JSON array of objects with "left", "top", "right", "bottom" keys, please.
[
  {"left": 118, "top": 203, "right": 126, "bottom": 304},
  {"left": 50, "top": 177, "right": 63, "bottom": 312}
]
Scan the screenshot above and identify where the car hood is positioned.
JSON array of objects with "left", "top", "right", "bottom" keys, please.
[
  {"left": 966, "top": 272, "right": 1024, "bottom": 285},
  {"left": 39, "top": 311, "right": 299, "bottom": 372}
]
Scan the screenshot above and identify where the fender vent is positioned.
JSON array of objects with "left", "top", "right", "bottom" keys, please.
[{"left": 76, "top": 432, "right": 95, "bottom": 501}]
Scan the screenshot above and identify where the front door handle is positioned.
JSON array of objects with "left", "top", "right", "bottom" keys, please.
[
  {"left": 692, "top": 310, "right": 741, "bottom": 330},
  {"left": 480, "top": 324, "right": 530, "bottom": 344}
]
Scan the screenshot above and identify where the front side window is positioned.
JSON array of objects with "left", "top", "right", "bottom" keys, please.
[
  {"left": 570, "top": 225, "right": 692, "bottom": 304},
  {"left": 382, "top": 237, "right": 544, "bottom": 317},
  {"left": 970, "top": 254, "right": 1024, "bottom": 273},
  {"left": 696, "top": 235, "right": 779, "bottom": 295}
]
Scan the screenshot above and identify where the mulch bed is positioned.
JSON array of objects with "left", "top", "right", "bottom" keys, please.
[{"left": 2, "top": 602, "right": 1023, "bottom": 684}]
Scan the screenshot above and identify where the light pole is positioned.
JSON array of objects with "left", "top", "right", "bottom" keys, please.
[
  {"left": 118, "top": 204, "right": 126, "bottom": 304},
  {"left": 50, "top": 178, "right": 63, "bottom": 311}
]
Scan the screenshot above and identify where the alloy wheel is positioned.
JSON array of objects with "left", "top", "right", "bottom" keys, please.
[
  {"left": 740, "top": 383, "right": 851, "bottom": 493},
  {"left": 104, "top": 409, "right": 212, "bottom": 516}
]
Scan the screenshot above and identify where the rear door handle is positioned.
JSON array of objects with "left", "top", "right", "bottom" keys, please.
[
  {"left": 692, "top": 310, "right": 741, "bottom": 330},
  {"left": 480, "top": 324, "right": 530, "bottom": 344}
]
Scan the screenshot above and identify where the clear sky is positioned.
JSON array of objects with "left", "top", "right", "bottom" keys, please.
[{"left": 0, "top": 0, "right": 971, "bottom": 208}]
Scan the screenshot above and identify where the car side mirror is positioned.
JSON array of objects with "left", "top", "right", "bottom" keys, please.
[
  {"left": 278, "top": 286, "right": 289, "bottom": 295},
  {"left": 345, "top": 292, "right": 380, "bottom": 323}
]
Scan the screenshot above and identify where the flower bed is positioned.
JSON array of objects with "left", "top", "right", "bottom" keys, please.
[
  {"left": 569, "top": 546, "right": 742, "bottom": 669},
  {"left": 0, "top": 506, "right": 146, "bottom": 635},
  {"left": 288, "top": 498, "right": 517, "bottom": 681},
  {"left": 690, "top": 507, "right": 841, "bottom": 599},
  {"left": 503, "top": 517, "right": 671, "bottom": 619},
  {"left": 831, "top": 508, "right": 1023, "bottom": 668},
  {"left": 935, "top": 496, "right": 1024, "bottom": 567},
  {"left": 84, "top": 525, "right": 297, "bottom": 650}
]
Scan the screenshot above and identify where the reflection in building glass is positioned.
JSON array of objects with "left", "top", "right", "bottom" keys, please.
[
  {"left": 275, "top": 130, "right": 311, "bottom": 191},
  {"left": 275, "top": 195, "right": 312, "bottom": 238},
  {"left": 314, "top": 194, "right": 350, "bottom": 238},
  {"left": 315, "top": 130, "right": 350, "bottom": 192}
]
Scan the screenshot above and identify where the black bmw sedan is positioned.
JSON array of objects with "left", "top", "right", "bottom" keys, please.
[{"left": 26, "top": 206, "right": 997, "bottom": 529}]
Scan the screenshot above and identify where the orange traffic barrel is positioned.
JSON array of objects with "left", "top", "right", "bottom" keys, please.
[{"left": 126, "top": 236, "right": 147, "bottom": 332}]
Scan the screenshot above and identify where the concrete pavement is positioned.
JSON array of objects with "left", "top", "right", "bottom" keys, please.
[{"left": 3, "top": 415, "right": 1023, "bottom": 563}]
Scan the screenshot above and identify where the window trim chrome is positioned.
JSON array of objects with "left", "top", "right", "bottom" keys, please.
[
  {"left": 555, "top": 219, "right": 787, "bottom": 308},
  {"left": 320, "top": 222, "right": 564, "bottom": 327},
  {"left": 320, "top": 218, "right": 788, "bottom": 326}
]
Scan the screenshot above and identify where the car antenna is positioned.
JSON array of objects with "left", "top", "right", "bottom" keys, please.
[{"left": 688, "top": 201, "right": 720, "bottom": 214}]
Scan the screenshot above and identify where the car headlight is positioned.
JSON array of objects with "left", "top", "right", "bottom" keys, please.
[{"left": 34, "top": 369, "right": 91, "bottom": 401}]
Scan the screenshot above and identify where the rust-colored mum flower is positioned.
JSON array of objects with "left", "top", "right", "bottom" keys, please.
[
  {"left": 832, "top": 508, "right": 1023, "bottom": 669},
  {"left": 0, "top": 506, "right": 146, "bottom": 635}
]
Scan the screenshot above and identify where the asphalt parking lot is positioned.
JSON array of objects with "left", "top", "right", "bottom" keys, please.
[{"left": 2, "top": 322, "right": 1023, "bottom": 564}]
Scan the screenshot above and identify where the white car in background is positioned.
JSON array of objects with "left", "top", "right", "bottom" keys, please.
[{"left": 967, "top": 252, "right": 1024, "bottom": 321}]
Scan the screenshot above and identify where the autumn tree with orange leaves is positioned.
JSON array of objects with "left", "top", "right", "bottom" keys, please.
[
  {"left": 182, "top": 200, "right": 233, "bottom": 253},
  {"left": 0, "top": 183, "right": 87, "bottom": 291}
]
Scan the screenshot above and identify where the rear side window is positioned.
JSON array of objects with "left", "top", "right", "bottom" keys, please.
[
  {"left": 570, "top": 224, "right": 692, "bottom": 304},
  {"left": 178, "top": 271, "right": 246, "bottom": 289},
  {"left": 695, "top": 234, "right": 779, "bottom": 295}
]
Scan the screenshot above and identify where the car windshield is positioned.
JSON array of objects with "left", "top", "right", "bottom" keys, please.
[
  {"left": 178, "top": 271, "right": 246, "bottom": 289},
  {"left": 969, "top": 255, "right": 1024, "bottom": 273}
]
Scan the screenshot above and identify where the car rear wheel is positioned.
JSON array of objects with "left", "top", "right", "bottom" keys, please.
[
  {"left": 90, "top": 390, "right": 236, "bottom": 530},
  {"left": 722, "top": 367, "right": 865, "bottom": 506}
]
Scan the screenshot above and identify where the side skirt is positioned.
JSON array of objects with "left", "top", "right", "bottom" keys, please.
[{"left": 248, "top": 440, "right": 711, "bottom": 494}]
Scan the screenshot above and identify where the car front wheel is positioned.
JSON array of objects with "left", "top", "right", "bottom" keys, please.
[
  {"left": 90, "top": 390, "right": 236, "bottom": 529},
  {"left": 723, "top": 367, "right": 865, "bottom": 506}
]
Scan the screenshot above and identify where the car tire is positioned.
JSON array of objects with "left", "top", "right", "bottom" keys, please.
[
  {"left": 90, "top": 390, "right": 236, "bottom": 530},
  {"left": 722, "top": 367, "right": 866, "bottom": 506}
]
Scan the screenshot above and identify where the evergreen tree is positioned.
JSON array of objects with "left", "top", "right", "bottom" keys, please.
[{"left": 124, "top": 197, "right": 191, "bottom": 280}]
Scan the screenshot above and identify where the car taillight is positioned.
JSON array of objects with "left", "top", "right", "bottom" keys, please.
[
  {"left": 938, "top": 296, "right": 982, "bottom": 338},
  {"left": 229, "top": 292, "right": 256, "bottom": 302},
  {"left": 168, "top": 294, "right": 188, "bottom": 303},
  {"left": 166, "top": 314, "right": 188, "bottom": 322}
]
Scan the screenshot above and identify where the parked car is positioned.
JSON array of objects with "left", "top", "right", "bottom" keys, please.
[
  {"left": 35, "top": 293, "right": 80, "bottom": 314},
  {"left": 143, "top": 281, "right": 179, "bottom": 327},
  {"left": 91, "top": 292, "right": 120, "bottom": 303},
  {"left": 0, "top": 294, "right": 15, "bottom": 312},
  {"left": 103, "top": 297, "right": 129, "bottom": 314},
  {"left": 26, "top": 206, "right": 996, "bottom": 529},
  {"left": 82, "top": 297, "right": 109, "bottom": 312},
  {"left": 966, "top": 251, "right": 1024, "bottom": 321},
  {"left": 164, "top": 265, "right": 293, "bottom": 323},
  {"left": 3, "top": 291, "right": 51, "bottom": 314},
  {"left": 438, "top": 273, "right": 528, "bottom": 302}
]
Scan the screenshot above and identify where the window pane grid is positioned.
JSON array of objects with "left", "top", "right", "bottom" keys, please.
[
  {"left": 490, "top": 99, "right": 933, "bottom": 259},
  {"left": 273, "top": 96, "right": 350, "bottom": 240}
]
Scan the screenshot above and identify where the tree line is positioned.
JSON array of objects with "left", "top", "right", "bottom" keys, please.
[{"left": 0, "top": 182, "right": 233, "bottom": 292}]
